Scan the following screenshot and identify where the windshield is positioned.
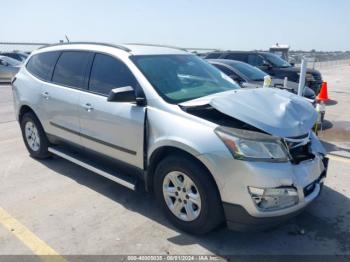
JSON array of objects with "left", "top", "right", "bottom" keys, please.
[
  {"left": 232, "top": 62, "right": 267, "bottom": 81},
  {"left": 131, "top": 54, "right": 240, "bottom": 103},
  {"left": 263, "top": 53, "right": 291, "bottom": 68}
]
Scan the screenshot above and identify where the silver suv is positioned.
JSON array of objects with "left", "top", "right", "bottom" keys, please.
[{"left": 12, "top": 43, "right": 328, "bottom": 233}]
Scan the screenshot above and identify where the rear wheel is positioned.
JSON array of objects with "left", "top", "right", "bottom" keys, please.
[
  {"left": 20, "top": 112, "right": 50, "bottom": 159},
  {"left": 154, "top": 155, "right": 223, "bottom": 234}
]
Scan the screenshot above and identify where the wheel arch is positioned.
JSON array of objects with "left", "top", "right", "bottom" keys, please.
[
  {"left": 18, "top": 104, "right": 37, "bottom": 123},
  {"left": 146, "top": 145, "right": 221, "bottom": 202}
]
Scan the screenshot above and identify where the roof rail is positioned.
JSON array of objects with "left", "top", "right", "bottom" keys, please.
[
  {"left": 124, "top": 43, "right": 187, "bottom": 51},
  {"left": 38, "top": 42, "right": 131, "bottom": 52}
]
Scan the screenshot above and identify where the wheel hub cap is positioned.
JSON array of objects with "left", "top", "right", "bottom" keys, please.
[
  {"left": 163, "top": 171, "right": 201, "bottom": 221},
  {"left": 25, "top": 121, "right": 40, "bottom": 152}
]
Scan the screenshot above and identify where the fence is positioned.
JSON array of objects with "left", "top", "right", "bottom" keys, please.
[{"left": 296, "top": 59, "right": 350, "bottom": 70}]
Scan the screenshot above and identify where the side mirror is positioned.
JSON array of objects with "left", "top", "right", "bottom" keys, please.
[
  {"left": 290, "top": 62, "right": 295, "bottom": 66},
  {"left": 107, "top": 86, "right": 136, "bottom": 103},
  {"left": 107, "top": 86, "right": 146, "bottom": 106}
]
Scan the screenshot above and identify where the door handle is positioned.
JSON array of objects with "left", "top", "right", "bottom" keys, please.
[
  {"left": 83, "top": 103, "right": 94, "bottom": 112},
  {"left": 41, "top": 91, "right": 50, "bottom": 100}
]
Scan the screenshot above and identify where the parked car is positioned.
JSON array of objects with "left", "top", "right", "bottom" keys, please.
[
  {"left": 207, "top": 59, "right": 316, "bottom": 100},
  {"left": 1, "top": 51, "right": 28, "bottom": 62},
  {"left": 204, "top": 51, "right": 323, "bottom": 94},
  {"left": 0, "top": 55, "right": 21, "bottom": 83},
  {"left": 13, "top": 43, "right": 328, "bottom": 234}
]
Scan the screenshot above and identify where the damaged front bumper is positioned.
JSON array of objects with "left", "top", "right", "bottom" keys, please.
[{"left": 198, "top": 149, "right": 329, "bottom": 232}]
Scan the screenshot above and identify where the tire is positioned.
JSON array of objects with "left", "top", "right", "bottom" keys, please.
[
  {"left": 20, "top": 111, "right": 50, "bottom": 159},
  {"left": 154, "top": 155, "right": 224, "bottom": 234}
]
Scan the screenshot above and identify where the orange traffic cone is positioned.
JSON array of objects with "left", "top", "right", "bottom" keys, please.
[{"left": 317, "top": 82, "right": 329, "bottom": 102}]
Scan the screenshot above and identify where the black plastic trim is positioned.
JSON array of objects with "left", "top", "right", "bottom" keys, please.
[{"left": 223, "top": 202, "right": 304, "bottom": 232}]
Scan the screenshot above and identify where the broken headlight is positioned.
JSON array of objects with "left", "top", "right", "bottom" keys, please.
[
  {"left": 215, "top": 127, "right": 289, "bottom": 162},
  {"left": 248, "top": 186, "right": 298, "bottom": 211}
]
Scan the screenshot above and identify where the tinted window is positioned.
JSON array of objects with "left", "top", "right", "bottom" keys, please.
[
  {"left": 1, "top": 56, "right": 21, "bottom": 66},
  {"left": 3, "top": 53, "right": 19, "bottom": 60},
  {"left": 205, "top": 53, "right": 222, "bottom": 59},
  {"left": 232, "top": 62, "right": 267, "bottom": 81},
  {"left": 52, "top": 51, "right": 91, "bottom": 88},
  {"left": 212, "top": 64, "right": 234, "bottom": 76},
  {"left": 262, "top": 53, "right": 291, "bottom": 68},
  {"left": 248, "top": 54, "right": 265, "bottom": 66},
  {"left": 89, "top": 54, "right": 137, "bottom": 95},
  {"left": 224, "top": 53, "right": 248, "bottom": 62},
  {"left": 26, "top": 52, "right": 60, "bottom": 81}
]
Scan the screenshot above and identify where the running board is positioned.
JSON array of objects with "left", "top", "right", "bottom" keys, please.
[{"left": 48, "top": 146, "right": 137, "bottom": 191}]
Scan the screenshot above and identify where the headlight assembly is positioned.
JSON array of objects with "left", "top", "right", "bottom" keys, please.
[{"left": 215, "top": 127, "right": 289, "bottom": 162}]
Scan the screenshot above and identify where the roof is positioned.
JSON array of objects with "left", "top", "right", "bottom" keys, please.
[{"left": 36, "top": 42, "right": 189, "bottom": 56}]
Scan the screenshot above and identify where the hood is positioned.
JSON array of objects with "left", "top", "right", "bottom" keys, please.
[{"left": 182, "top": 88, "right": 317, "bottom": 138}]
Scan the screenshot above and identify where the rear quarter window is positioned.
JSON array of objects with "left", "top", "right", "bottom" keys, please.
[{"left": 26, "top": 51, "right": 61, "bottom": 81}]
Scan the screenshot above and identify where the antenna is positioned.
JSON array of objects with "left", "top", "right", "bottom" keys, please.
[{"left": 65, "top": 35, "right": 70, "bottom": 42}]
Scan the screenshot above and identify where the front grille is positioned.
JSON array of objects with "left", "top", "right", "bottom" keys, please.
[{"left": 285, "top": 133, "right": 315, "bottom": 164}]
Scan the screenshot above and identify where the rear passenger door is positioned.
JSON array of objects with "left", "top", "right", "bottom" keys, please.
[
  {"left": 79, "top": 53, "right": 145, "bottom": 169},
  {"left": 41, "top": 51, "right": 92, "bottom": 145}
]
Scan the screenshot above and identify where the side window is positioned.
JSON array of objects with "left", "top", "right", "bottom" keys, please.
[
  {"left": 213, "top": 64, "right": 234, "bottom": 76},
  {"left": 89, "top": 53, "right": 137, "bottom": 95},
  {"left": 26, "top": 52, "right": 61, "bottom": 81},
  {"left": 4, "top": 54, "right": 16, "bottom": 60},
  {"left": 205, "top": 53, "right": 222, "bottom": 59},
  {"left": 248, "top": 54, "right": 265, "bottom": 66},
  {"left": 52, "top": 51, "right": 91, "bottom": 88},
  {"left": 225, "top": 53, "right": 248, "bottom": 62}
]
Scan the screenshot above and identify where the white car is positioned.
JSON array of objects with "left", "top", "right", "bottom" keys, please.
[{"left": 12, "top": 42, "right": 328, "bottom": 233}]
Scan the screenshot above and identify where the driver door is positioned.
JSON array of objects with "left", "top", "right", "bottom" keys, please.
[{"left": 79, "top": 53, "right": 145, "bottom": 169}]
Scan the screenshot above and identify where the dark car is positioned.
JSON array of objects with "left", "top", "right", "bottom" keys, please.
[
  {"left": 204, "top": 51, "right": 323, "bottom": 94},
  {"left": 1, "top": 52, "right": 28, "bottom": 62},
  {"left": 207, "top": 59, "right": 316, "bottom": 100}
]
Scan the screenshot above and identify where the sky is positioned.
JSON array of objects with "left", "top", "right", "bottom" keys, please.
[{"left": 2, "top": 0, "right": 350, "bottom": 51}]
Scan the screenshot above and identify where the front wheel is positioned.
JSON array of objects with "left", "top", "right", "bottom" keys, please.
[{"left": 154, "top": 155, "right": 224, "bottom": 234}]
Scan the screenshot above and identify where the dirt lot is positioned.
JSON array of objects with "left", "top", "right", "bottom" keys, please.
[{"left": 0, "top": 64, "right": 350, "bottom": 258}]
